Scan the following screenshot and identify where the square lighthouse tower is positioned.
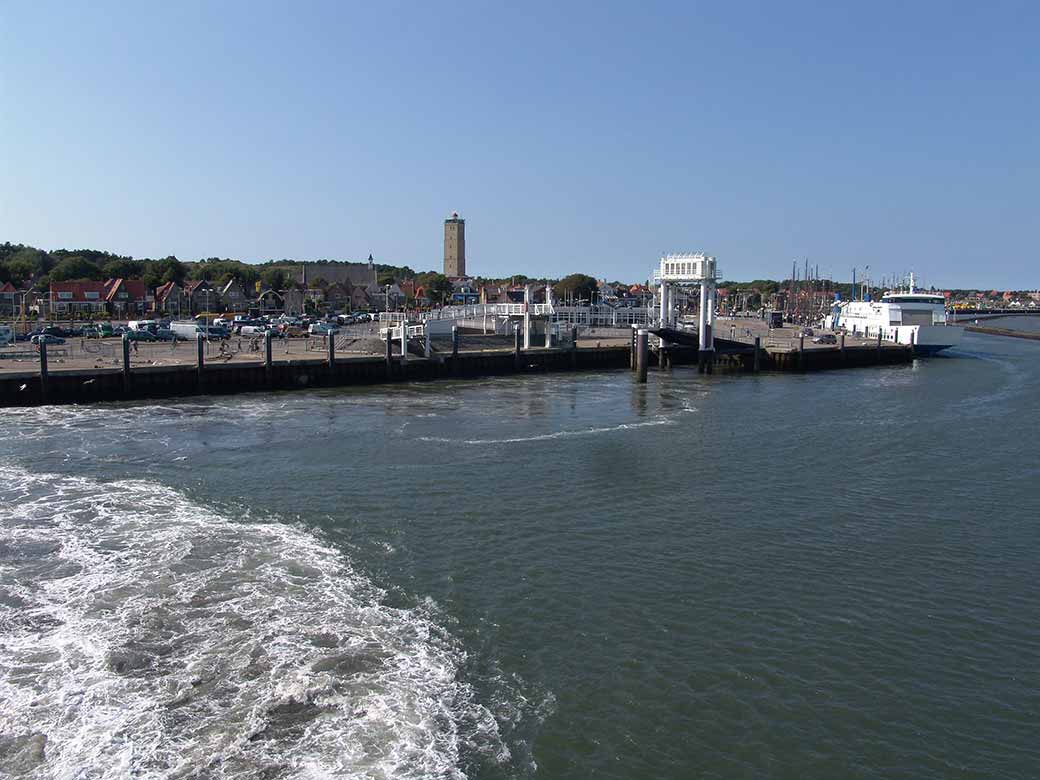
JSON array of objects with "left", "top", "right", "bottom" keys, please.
[{"left": 443, "top": 211, "right": 466, "bottom": 278}]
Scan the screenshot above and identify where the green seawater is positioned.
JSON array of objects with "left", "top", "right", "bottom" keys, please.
[{"left": 1, "top": 328, "right": 1038, "bottom": 778}]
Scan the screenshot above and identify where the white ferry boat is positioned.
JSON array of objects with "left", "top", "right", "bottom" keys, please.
[{"left": 824, "top": 274, "right": 962, "bottom": 355}]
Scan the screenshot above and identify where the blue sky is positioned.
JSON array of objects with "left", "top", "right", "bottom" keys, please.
[{"left": 2, "top": 1, "right": 1037, "bottom": 288}]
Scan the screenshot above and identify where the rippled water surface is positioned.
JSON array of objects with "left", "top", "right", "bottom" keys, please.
[{"left": 2, "top": 330, "right": 1039, "bottom": 778}]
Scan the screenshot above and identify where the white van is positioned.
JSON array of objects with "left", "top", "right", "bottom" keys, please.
[{"left": 128, "top": 320, "right": 159, "bottom": 332}]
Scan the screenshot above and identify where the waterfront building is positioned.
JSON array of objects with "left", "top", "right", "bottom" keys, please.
[
  {"left": 0, "top": 283, "right": 17, "bottom": 316},
  {"left": 49, "top": 281, "right": 110, "bottom": 316},
  {"left": 287, "top": 257, "right": 378, "bottom": 289},
  {"left": 154, "top": 282, "right": 189, "bottom": 317},
  {"left": 220, "top": 279, "right": 252, "bottom": 312},
  {"left": 184, "top": 280, "right": 221, "bottom": 314},
  {"left": 444, "top": 212, "right": 466, "bottom": 278},
  {"left": 103, "top": 278, "right": 151, "bottom": 316}
]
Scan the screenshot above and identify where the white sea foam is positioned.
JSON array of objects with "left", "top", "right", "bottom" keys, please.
[
  {"left": 0, "top": 467, "right": 506, "bottom": 778},
  {"left": 417, "top": 409, "right": 696, "bottom": 446}
]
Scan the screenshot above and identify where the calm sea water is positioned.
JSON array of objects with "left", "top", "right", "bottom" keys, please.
[{"left": 2, "top": 326, "right": 1039, "bottom": 779}]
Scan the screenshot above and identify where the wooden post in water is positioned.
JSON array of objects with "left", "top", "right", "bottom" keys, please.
[
  {"left": 799, "top": 334, "right": 805, "bottom": 371},
  {"left": 570, "top": 326, "right": 578, "bottom": 369},
  {"left": 385, "top": 329, "right": 393, "bottom": 378},
  {"left": 909, "top": 330, "right": 915, "bottom": 356},
  {"left": 636, "top": 329, "right": 648, "bottom": 383},
  {"left": 196, "top": 333, "right": 205, "bottom": 386},
  {"left": 753, "top": 336, "right": 760, "bottom": 373},
  {"left": 545, "top": 321, "right": 552, "bottom": 349},
  {"left": 630, "top": 325, "right": 636, "bottom": 370},
  {"left": 122, "top": 334, "right": 131, "bottom": 393},
  {"left": 327, "top": 332, "right": 335, "bottom": 369},
  {"left": 38, "top": 340, "right": 48, "bottom": 402},
  {"left": 514, "top": 324, "right": 522, "bottom": 369},
  {"left": 424, "top": 321, "right": 432, "bottom": 358},
  {"left": 840, "top": 332, "right": 846, "bottom": 363},
  {"left": 876, "top": 330, "right": 882, "bottom": 361},
  {"left": 451, "top": 325, "right": 459, "bottom": 358}
]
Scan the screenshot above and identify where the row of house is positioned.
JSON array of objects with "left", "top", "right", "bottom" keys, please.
[{"left": 0, "top": 276, "right": 411, "bottom": 319}]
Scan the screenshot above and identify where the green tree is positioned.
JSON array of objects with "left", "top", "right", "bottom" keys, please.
[
  {"left": 260, "top": 267, "right": 289, "bottom": 290},
  {"left": 50, "top": 256, "right": 103, "bottom": 282},
  {"left": 553, "top": 273, "right": 598, "bottom": 303},
  {"left": 159, "top": 257, "right": 187, "bottom": 285},
  {"left": 426, "top": 273, "right": 454, "bottom": 305},
  {"left": 102, "top": 258, "right": 143, "bottom": 279}
]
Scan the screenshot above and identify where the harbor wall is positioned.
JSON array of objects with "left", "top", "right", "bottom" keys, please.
[{"left": 0, "top": 342, "right": 913, "bottom": 407}]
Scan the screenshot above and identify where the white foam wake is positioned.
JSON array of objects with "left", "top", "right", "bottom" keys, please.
[
  {"left": 417, "top": 414, "right": 693, "bottom": 446},
  {"left": 0, "top": 467, "right": 506, "bottom": 778}
]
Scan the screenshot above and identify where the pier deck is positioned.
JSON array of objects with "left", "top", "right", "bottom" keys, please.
[{"left": 0, "top": 319, "right": 915, "bottom": 407}]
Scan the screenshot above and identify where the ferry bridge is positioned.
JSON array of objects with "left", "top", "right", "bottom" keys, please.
[{"left": 377, "top": 252, "right": 724, "bottom": 370}]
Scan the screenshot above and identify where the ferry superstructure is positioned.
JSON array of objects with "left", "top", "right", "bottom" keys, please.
[{"left": 824, "top": 274, "right": 962, "bottom": 355}]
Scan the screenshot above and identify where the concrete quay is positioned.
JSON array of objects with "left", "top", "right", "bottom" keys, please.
[{"left": 0, "top": 319, "right": 914, "bottom": 407}]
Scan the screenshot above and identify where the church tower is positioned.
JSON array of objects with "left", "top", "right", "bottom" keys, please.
[{"left": 444, "top": 212, "right": 466, "bottom": 278}]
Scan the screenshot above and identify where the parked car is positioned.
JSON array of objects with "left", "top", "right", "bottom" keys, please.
[
  {"left": 812, "top": 334, "right": 838, "bottom": 345},
  {"left": 125, "top": 329, "right": 157, "bottom": 342},
  {"left": 31, "top": 334, "right": 66, "bottom": 345},
  {"left": 155, "top": 328, "right": 178, "bottom": 341},
  {"left": 799, "top": 328, "right": 815, "bottom": 337},
  {"left": 309, "top": 323, "right": 340, "bottom": 335}
]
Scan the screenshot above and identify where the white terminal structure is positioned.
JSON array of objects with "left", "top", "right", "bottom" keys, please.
[{"left": 653, "top": 252, "right": 721, "bottom": 359}]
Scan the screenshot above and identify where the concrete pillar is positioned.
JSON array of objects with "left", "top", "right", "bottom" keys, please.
[
  {"left": 122, "top": 334, "right": 131, "bottom": 392},
  {"left": 658, "top": 336, "right": 666, "bottom": 369},
  {"left": 910, "top": 329, "right": 916, "bottom": 354},
  {"left": 523, "top": 285, "right": 532, "bottom": 350},
  {"left": 698, "top": 283, "right": 709, "bottom": 351},
  {"left": 753, "top": 336, "right": 761, "bottom": 372},
  {"left": 38, "top": 339, "right": 48, "bottom": 402},
  {"left": 451, "top": 325, "right": 459, "bottom": 358},
  {"left": 707, "top": 285, "right": 716, "bottom": 351},
  {"left": 667, "top": 284, "right": 675, "bottom": 326},
  {"left": 545, "top": 320, "right": 552, "bottom": 349},
  {"left": 636, "top": 329, "right": 648, "bottom": 383},
  {"left": 424, "top": 321, "right": 431, "bottom": 358},
  {"left": 659, "top": 283, "right": 668, "bottom": 326},
  {"left": 400, "top": 321, "right": 408, "bottom": 366}
]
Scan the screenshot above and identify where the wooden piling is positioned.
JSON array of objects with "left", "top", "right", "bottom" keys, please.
[
  {"left": 327, "top": 332, "right": 335, "bottom": 368},
  {"left": 265, "top": 330, "right": 273, "bottom": 385},
  {"left": 38, "top": 340, "right": 48, "bottom": 402},
  {"left": 122, "top": 334, "right": 131, "bottom": 393},
  {"left": 753, "top": 337, "right": 760, "bottom": 372},
  {"left": 196, "top": 334, "right": 205, "bottom": 387}
]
